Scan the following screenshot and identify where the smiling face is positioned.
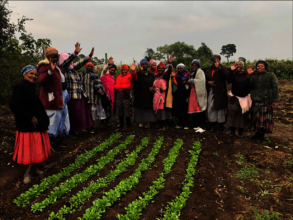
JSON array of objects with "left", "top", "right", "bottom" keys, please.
[
  {"left": 109, "top": 67, "right": 116, "bottom": 76},
  {"left": 157, "top": 66, "right": 165, "bottom": 74},
  {"left": 121, "top": 68, "right": 128, "bottom": 75},
  {"left": 24, "top": 70, "right": 38, "bottom": 83},
  {"left": 177, "top": 66, "right": 184, "bottom": 74},
  {"left": 257, "top": 63, "right": 266, "bottom": 72},
  {"left": 191, "top": 63, "right": 199, "bottom": 72},
  {"left": 86, "top": 65, "right": 94, "bottom": 72},
  {"left": 236, "top": 61, "right": 243, "bottom": 72},
  {"left": 151, "top": 62, "right": 157, "bottom": 70}
]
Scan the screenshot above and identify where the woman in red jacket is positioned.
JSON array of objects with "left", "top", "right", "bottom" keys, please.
[{"left": 114, "top": 63, "right": 137, "bottom": 128}]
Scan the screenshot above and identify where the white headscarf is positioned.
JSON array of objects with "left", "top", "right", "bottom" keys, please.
[{"left": 176, "top": 63, "right": 185, "bottom": 69}]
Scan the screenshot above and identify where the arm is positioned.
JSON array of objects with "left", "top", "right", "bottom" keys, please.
[
  {"left": 60, "top": 52, "right": 77, "bottom": 69},
  {"left": 73, "top": 56, "right": 91, "bottom": 71},
  {"left": 163, "top": 65, "right": 172, "bottom": 80},
  {"left": 38, "top": 65, "right": 53, "bottom": 87},
  {"left": 101, "top": 65, "right": 110, "bottom": 76},
  {"left": 271, "top": 73, "right": 279, "bottom": 102},
  {"left": 130, "top": 70, "right": 137, "bottom": 83}
]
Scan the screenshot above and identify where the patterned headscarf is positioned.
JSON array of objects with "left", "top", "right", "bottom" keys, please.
[
  {"left": 140, "top": 59, "right": 148, "bottom": 66},
  {"left": 176, "top": 63, "right": 186, "bottom": 69},
  {"left": 45, "top": 47, "right": 58, "bottom": 57},
  {"left": 191, "top": 59, "right": 201, "bottom": 68},
  {"left": 59, "top": 52, "right": 73, "bottom": 69},
  {"left": 21, "top": 65, "right": 37, "bottom": 76}
]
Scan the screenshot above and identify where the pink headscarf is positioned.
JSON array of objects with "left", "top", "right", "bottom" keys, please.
[{"left": 59, "top": 52, "right": 73, "bottom": 69}]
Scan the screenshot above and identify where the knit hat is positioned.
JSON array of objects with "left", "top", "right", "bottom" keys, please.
[
  {"left": 21, "top": 65, "right": 37, "bottom": 76},
  {"left": 109, "top": 64, "right": 117, "bottom": 70},
  {"left": 176, "top": 63, "right": 186, "bottom": 69},
  {"left": 191, "top": 59, "right": 201, "bottom": 68},
  {"left": 157, "top": 62, "right": 166, "bottom": 69},
  {"left": 140, "top": 58, "right": 148, "bottom": 66},
  {"left": 149, "top": 59, "right": 157, "bottom": 67},
  {"left": 256, "top": 60, "right": 268, "bottom": 70},
  {"left": 86, "top": 62, "right": 94, "bottom": 68},
  {"left": 45, "top": 47, "right": 58, "bottom": 57},
  {"left": 120, "top": 64, "right": 129, "bottom": 70}
]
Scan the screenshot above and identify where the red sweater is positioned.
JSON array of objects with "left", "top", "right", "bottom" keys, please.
[{"left": 114, "top": 70, "right": 137, "bottom": 91}]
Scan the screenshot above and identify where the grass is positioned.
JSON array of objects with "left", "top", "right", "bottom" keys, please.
[
  {"left": 251, "top": 207, "right": 282, "bottom": 220},
  {"left": 236, "top": 165, "right": 258, "bottom": 179}
]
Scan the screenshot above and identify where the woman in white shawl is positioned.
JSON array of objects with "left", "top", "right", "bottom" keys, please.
[{"left": 188, "top": 59, "right": 207, "bottom": 132}]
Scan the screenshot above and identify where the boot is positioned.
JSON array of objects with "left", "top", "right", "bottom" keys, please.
[
  {"left": 257, "top": 133, "right": 265, "bottom": 144},
  {"left": 217, "top": 123, "right": 224, "bottom": 134},
  {"left": 249, "top": 132, "right": 259, "bottom": 140},
  {"left": 126, "top": 117, "right": 131, "bottom": 128},
  {"left": 117, "top": 117, "right": 124, "bottom": 128},
  {"left": 210, "top": 122, "right": 217, "bottom": 133},
  {"left": 238, "top": 128, "right": 243, "bottom": 138},
  {"left": 230, "top": 127, "right": 236, "bottom": 137}
]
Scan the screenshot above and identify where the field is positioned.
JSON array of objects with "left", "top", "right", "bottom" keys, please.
[{"left": 0, "top": 79, "right": 293, "bottom": 220}]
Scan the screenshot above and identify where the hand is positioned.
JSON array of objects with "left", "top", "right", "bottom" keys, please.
[
  {"left": 171, "top": 68, "right": 176, "bottom": 78},
  {"left": 31, "top": 117, "right": 38, "bottom": 129},
  {"left": 247, "top": 64, "right": 255, "bottom": 75},
  {"left": 186, "top": 98, "right": 189, "bottom": 102},
  {"left": 49, "top": 58, "right": 57, "bottom": 71},
  {"left": 138, "top": 63, "right": 143, "bottom": 71},
  {"left": 97, "top": 88, "right": 104, "bottom": 95},
  {"left": 272, "top": 102, "right": 278, "bottom": 108},
  {"left": 160, "top": 87, "right": 164, "bottom": 93},
  {"left": 168, "top": 54, "right": 175, "bottom": 63},
  {"left": 89, "top": 47, "right": 94, "bottom": 58},
  {"left": 74, "top": 42, "right": 82, "bottom": 54},
  {"left": 208, "top": 81, "right": 216, "bottom": 87},
  {"left": 130, "top": 63, "right": 136, "bottom": 71},
  {"left": 214, "top": 58, "right": 220, "bottom": 68},
  {"left": 230, "top": 63, "right": 236, "bottom": 71},
  {"left": 150, "top": 87, "right": 156, "bottom": 93},
  {"left": 109, "top": 57, "right": 114, "bottom": 65}
]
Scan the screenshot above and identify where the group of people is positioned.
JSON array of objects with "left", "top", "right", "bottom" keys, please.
[{"left": 9, "top": 42, "right": 279, "bottom": 184}]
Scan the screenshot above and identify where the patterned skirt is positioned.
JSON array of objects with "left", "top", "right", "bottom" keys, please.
[
  {"left": 226, "top": 96, "right": 248, "bottom": 128},
  {"left": 115, "top": 90, "right": 131, "bottom": 117},
  {"left": 248, "top": 101, "right": 274, "bottom": 133},
  {"left": 13, "top": 131, "right": 51, "bottom": 165}
]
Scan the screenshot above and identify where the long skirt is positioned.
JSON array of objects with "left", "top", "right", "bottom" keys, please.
[
  {"left": 207, "top": 88, "right": 225, "bottom": 123},
  {"left": 67, "top": 96, "right": 94, "bottom": 132},
  {"left": 248, "top": 101, "right": 274, "bottom": 134},
  {"left": 226, "top": 96, "right": 248, "bottom": 128},
  {"left": 13, "top": 131, "right": 51, "bottom": 165},
  {"left": 156, "top": 108, "right": 172, "bottom": 121},
  {"left": 134, "top": 107, "right": 156, "bottom": 124},
  {"left": 90, "top": 103, "right": 106, "bottom": 120},
  {"left": 115, "top": 90, "right": 131, "bottom": 117},
  {"left": 46, "top": 90, "right": 70, "bottom": 138}
]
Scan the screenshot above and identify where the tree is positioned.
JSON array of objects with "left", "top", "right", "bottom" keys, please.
[
  {"left": 197, "top": 42, "right": 213, "bottom": 59},
  {"left": 220, "top": 44, "right": 236, "bottom": 62},
  {"left": 79, "top": 54, "right": 85, "bottom": 59},
  {"left": 238, "top": 57, "right": 246, "bottom": 63},
  {"left": 144, "top": 48, "right": 155, "bottom": 61}
]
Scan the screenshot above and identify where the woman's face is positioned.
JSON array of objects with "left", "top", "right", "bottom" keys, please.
[
  {"left": 157, "top": 66, "right": 165, "bottom": 74},
  {"left": 236, "top": 62, "right": 243, "bottom": 72},
  {"left": 24, "top": 71, "right": 38, "bottom": 83},
  {"left": 47, "top": 54, "right": 59, "bottom": 64},
  {"left": 109, "top": 68, "right": 116, "bottom": 76},
  {"left": 142, "top": 63, "right": 148, "bottom": 70},
  {"left": 257, "top": 63, "right": 265, "bottom": 72},
  {"left": 151, "top": 62, "right": 157, "bottom": 70},
  {"left": 191, "top": 64, "right": 198, "bottom": 72},
  {"left": 177, "top": 66, "right": 184, "bottom": 74},
  {"left": 121, "top": 68, "right": 128, "bottom": 75},
  {"left": 86, "top": 65, "right": 94, "bottom": 72}
]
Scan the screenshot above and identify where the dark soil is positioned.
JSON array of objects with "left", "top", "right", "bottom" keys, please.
[{"left": 1, "top": 80, "right": 293, "bottom": 220}]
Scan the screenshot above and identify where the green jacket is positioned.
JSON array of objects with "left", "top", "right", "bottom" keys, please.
[{"left": 246, "top": 71, "right": 279, "bottom": 102}]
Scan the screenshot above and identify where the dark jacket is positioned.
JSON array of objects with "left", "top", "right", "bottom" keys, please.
[
  {"left": 10, "top": 80, "right": 49, "bottom": 132},
  {"left": 205, "top": 64, "right": 229, "bottom": 110},
  {"left": 133, "top": 70, "right": 155, "bottom": 108},
  {"left": 227, "top": 69, "right": 251, "bottom": 97},
  {"left": 246, "top": 71, "right": 279, "bottom": 102}
]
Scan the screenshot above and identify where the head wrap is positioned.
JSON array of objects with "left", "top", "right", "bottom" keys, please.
[
  {"left": 21, "top": 65, "right": 37, "bottom": 76},
  {"left": 109, "top": 64, "right": 117, "bottom": 70},
  {"left": 120, "top": 64, "right": 129, "bottom": 70},
  {"left": 45, "top": 47, "right": 58, "bottom": 57},
  {"left": 211, "top": 54, "right": 221, "bottom": 61},
  {"left": 149, "top": 59, "right": 156, "bottom": 67},
  {"left": 59, "top": 53, "right": 73, "bottom": 69},
  {"left": 191, "top": 59, "right": 201, "bottom": 68},
  {"left": 256, "top": 60, "right": 268, "bottom": 70},
  {"left": 157, "top": 62, "right": 166, "bottom": 70},
  {"left": 176, "top": 63, "right": 186, "bottom": 69},
  {"left": 140, "top": 58, "right": 148, "bottom": 66},
  {"left": 86, "top": 62, "right": 94, "bottom": 68}
]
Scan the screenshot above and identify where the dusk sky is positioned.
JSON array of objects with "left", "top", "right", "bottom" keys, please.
[{"left": 9, "top": 1, "right": 292, "bottom": 65}]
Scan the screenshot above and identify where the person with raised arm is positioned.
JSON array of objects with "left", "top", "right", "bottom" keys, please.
[
  {"left": 133, "top": 59, "right": 156, "bottom": 128},
  {"left": 114, "top": 63, "right": 137, "bottom": 128},
  {"left": 10, "top": 65, "right": 51, "bottom": 184},
  {"left": 58, "top": 42, "right": 94, "bottom": 139},
  {"left": 205, "top": 55, "right": 229, "bottom": 134},
  {"left": 246, "top": 60, "right": 279, "bottom": 144},
  {"left": 100, "top": 57, "right": 116, "bottom": 127},
  {"left": 226, "top": 61, "right": 252, "bottom": 137}
]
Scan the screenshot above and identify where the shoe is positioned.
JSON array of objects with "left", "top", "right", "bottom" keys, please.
[
  {"left": 56, "top": 139, "right": 68, "bottom": 147},
  {"left": 210, "top": 122, "right": 217, "bottom": 133},
  {"left": 196, "top": 128, "right": 206, "bottom": 133},
  {"left": 184, "top": 127, "right": 189, "bottom": 130},
  {"left": 89, "top": 127, "right": 95, "bottom": 134},
  {"left": 193, "top": 127, "right": 201, "bottom": 131},
  {"left": 230, "top": 127, "right": 236, "bottom": 137},
  {"left": 175, "top": 125, "right": 182, "bottom": 129},
  {"left": 238, "top": 128, "right": 243, "bottom": 138},
  {"left": 217, "top": 123, "right": 224, "bottom": 134},
  {"left": 34, "top": 168, "right": 43, "bottom": 175},
  {"left": 139, "top": 123, "right": 144, "bottom": 128},
  {"left": 257, "top": 133, "right": 265, "bottom": 144},
  {"left": 249, "top": 132, "right": 259, "bottom": 140},
  {"left": 23, "top": 171, "right": 31, "bottom": 184},
  {"left": 67, "top": 133, "right": 78, "bottom": 140},
  {"left": 82, "top": 129, "right": 87, "bottom": 132},
  {"left": 145, "top": 123, "right": 150, "bottom": 129},
  {"left": 51, "top": 143, "right": 62, "bottom": 153}
]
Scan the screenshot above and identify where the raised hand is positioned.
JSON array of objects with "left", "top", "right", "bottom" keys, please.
[
  {"left": 109, "top": 57, "right": 114, "bottom": 65},
  {"left": 138, "top": 63, "right": 143, "bottom": 71},
  {"left": 171, "top": 68, "right": 176, "bottom": 78},
  {"left": 247, "top": 64, "right": 255, "bottom": 75},
  {"left": 49, "top": 58, "right": 57, "bottom": 71},
  {"left": 168, "top": 54, "right": 175, "bottom": 63},
  {"left": 74, "top": 42, "right": 82, "bottom": 54},
  {"left": 230, "top": 63, "right": 236, "bottom": 71},
  {"left": 130, "top": 63, "right": 136, "bottom": 71},
  {"left": 89, "top": 47, "right": 94, "bottom": 58}
]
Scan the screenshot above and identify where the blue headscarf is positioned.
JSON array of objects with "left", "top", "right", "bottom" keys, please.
[
  {"left": 140, "top": 58, "right": 148, "bottom": 66},
  {"left": 191, "top": 59, "right": 201, "bottom": 68},
  {"left": 21, "top": 65, "right": 37, "bottom": 76}
]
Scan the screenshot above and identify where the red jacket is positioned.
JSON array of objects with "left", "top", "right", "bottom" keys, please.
[
  {"left": 114, "top": 70, "right": 137, "bottom": 91},
  {"left": 38, "top": 64, "right": 64, "bottom": 109}
]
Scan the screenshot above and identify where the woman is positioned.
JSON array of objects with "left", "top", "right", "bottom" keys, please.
[
  {"left": 173, "top": 63, "right": 190, "bottom": 129},
  {"left": 188, "top": 59, "right": 207, "bottom": 132},
  {"left": 80, "top": 62, "right": 109, "bottom": 133},
  {"left": 149, "top": 59, "right": 158, "bottom": 75},
  {"left": 133, "top": 59, "right": 156, "bottom": 128},
  {"left": 114, "top": 63, "right": 137, "bottom": 128},
  {"left": 152, "top": 58, "right": 174, "bottom": 130},
  {"left": 227, "top": 61, "right": 252, "bottom": 137},
  {"left": 205, "top": 55, "right": 229, "bottom": 134},
  {"left": 246, "top": 60, "right": 279, "bottom": 144},
  {"left": 59, "top": 42, "right": 94, "bottom": 138},
  {"left": 10, "top": 65, "right": 51, "bottom": 184},
  {"left": 37, "top": 47, "right": 71, "bottom": 154},
  {"left": 100, "top": 57, "right": 116, "bottom": 127}
]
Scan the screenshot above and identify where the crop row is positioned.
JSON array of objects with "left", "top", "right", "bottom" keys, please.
[
  {"left": 162, "top": 141, "right": 201, "bottom": 219},
  {"left": 117, "top": 139, "right": 184, "bottom": 220},
  {"left": 48, "top": 137, "right": 150, "bottom": 220},
  {"left": 79, "top": 137, "right": 165, "bottom": 220},
  {"left": 31, "top": 135, "right": 135, "bottom": 213},
  {"left": 14, "top": 133, "right": 122, "bottom": 207}
]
